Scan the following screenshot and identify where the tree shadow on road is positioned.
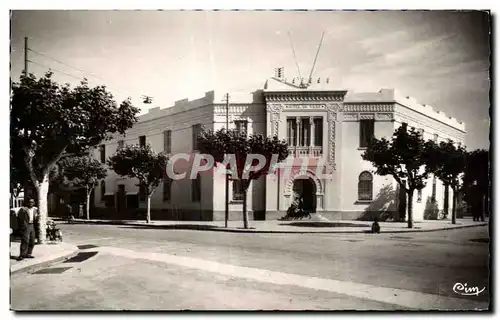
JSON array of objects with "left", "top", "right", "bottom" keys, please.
[
  {"left": 279, "top": 222, "right": 371, "bottom": 228},
  {"left": 117, "top": 224, "right": 222, "bottom": 231}
]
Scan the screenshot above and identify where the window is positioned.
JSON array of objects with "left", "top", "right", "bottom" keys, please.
[
  {"left": 192, "top": 124, "right": 202, "bottom": 151},
  {"left": 234, "top": 120, "right": 248, "bottom": 136},
  {"left": 163, "top": 178, "right": 172, "bottom": 201},
  {"left": 300, "top": 118, "right": 311, "bottom": 146},
  {"left": 232, "top": 180, "right": 244, "bottom": 201},
  {"left": 100, "top": 180, "right": 106, "bottom": 201},
  {"left": 358, "top": 171, "right": 373, "bottom": 201},
  {"left": 313, "top": 118, "right": 323, "bottom": 147},
  {"left": 99, "top": 144, "right": 106, "bottom": 163},
  {"left": 164, "top": 130, "right": 171, "bottom": 153},
  {"left": 139, "top": 135, "right": 146, "bottom": 147},
  {"left": 359, "top": 119, "right": 375, "bottom": 148},
  {"left": 117, "top": 140, "right": 124, "bottom": 150},
  {"left": 191, "top": 174, "right": 201, "bottom": 202},
  {"left": 139, "top": 185, "right": 146, "bottom": 202},
  {"left": 287, "top": 118, "right": 297, "bottom": 146},
  {"left": 433, "top": 134, "right": 438, "bottom": 142},
  {"left": 417, "top": 188, "right": 422, "bottom": 203},
  {"left": 418, "top": 128, "right": 424, "bottom": 138}
]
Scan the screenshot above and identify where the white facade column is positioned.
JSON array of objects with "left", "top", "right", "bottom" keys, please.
[{"left": 309, "top": 116, "right": 315, "bottom": 148}]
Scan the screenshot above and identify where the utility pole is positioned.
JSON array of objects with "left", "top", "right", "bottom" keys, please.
[
  {"left": 24, "top": 37, "right": 28, "bottom": 76},
  {"left": 224, "top": 93, "right": 230, "bottom": 228}
]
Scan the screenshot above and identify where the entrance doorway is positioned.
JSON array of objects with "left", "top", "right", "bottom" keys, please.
[{"left": 292, "top": 178, "right": 316, "bottom": 213}]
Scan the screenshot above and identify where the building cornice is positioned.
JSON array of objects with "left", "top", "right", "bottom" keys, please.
[{"left": 263, "top": 91, "right": 347, "bottom": 102}]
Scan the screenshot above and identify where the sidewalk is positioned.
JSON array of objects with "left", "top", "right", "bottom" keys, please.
[
  {"left": 56, "top": 216, "right": 489, "bottom": 234},
  {"left": 10, "top": 241, "right": 79, "bottom": 275}
]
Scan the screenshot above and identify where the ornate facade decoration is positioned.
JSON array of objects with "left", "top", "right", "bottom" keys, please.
[
  {"left": 375, "top": 113, "right": 394, "bottom": 121},
  {"left": 326, "top": 103, "right": 341, "bottom": 170},
  {"left": 343, "top": 103, "right": 395, "bottom": 113},
  {"left": 268, "top": 103, "right": 283, "bottom": 136},
  {"left": 264, "top": 92, "right": 345, "bottom": 102},
  {"left": 343, "top": 113, "right": 359, "bottom": 121},
  {"left": 283, "top": 104, "right": 326, "bottom": 110},
  {"left": 359, "top": 113, "right": 375, "bottom": 120}
]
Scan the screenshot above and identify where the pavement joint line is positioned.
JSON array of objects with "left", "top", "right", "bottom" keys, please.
[{"left": 95, "top": 246, "right": 488, "bottom": 310}]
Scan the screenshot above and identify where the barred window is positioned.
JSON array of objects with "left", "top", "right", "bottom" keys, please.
[
  {"left": 359, "top": 120, "right": 375, "bottom": 148},
  {"left": 192, "top": 174, "right": 201, "bottom": 202},
  {"left": 99, "top": 145, "right": 106, "bottom": 163},
  {"left": 232, "top": 180, "right": 244, "bottom": 201},
  {"left": 117, "top": 140, "right": 124, "bottom": 150},
  {"left": 164, "top": 130, "right": 172, "bottom": 153},
  {"left": 139, "top": 136, "right": 146, "bottom": 147},
  {"left": 358, "top": 171, "right": 373, "bottom": 201},
  {"left": 234, "top": 120, "right": 248, "bottom": 136}
]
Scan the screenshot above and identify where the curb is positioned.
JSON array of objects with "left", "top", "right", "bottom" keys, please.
[
  {"left": 60, "top": 219, "right": 488, "bottom": 234},
  {"left": 10, "top": 246, "right": 79, "bottom": 275}
]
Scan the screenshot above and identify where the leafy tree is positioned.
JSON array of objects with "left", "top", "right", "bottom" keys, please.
[
  {"left": 58, "top": 155, "right": 107, "bottom": 220},
  {"left": 462, "top": 149, "right": 490, "bottom": 219},
  {"left": 362, "top": 125, "right": 431, "bottom": 228},
  {"left": 10, "top": 72, "right": 139, "bottom": 242},
  {"left": 425, "top": 140, "right": 467, "bottom": 224},
  {"left": 198, "top": 129, "right": 289, "bottom": 229},
  {"left": 107, "top": 144, "right": 169, "bottom": 223}
]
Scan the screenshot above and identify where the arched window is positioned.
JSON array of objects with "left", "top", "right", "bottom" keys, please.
[{"left": 358, "top": 171, "right": 373, "bottom": 201}]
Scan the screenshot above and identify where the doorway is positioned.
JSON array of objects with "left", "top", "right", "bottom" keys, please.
[{"left": 292, "top": 178, "right": 316, "bottom": 213}]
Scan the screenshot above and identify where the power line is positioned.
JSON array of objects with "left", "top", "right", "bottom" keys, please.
[
  {"left": 28, "top": 60, "right": 86, "bottom": 81},
  {"left": 27, "top": 47, "right": 146, "bottom": 99}
]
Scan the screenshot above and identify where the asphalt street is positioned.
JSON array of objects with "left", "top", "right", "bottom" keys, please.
[{"left": 10, "top": 223, "right": 490, "bottom": 310}]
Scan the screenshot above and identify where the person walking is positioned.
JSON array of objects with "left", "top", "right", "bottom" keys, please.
[{"left": 17, "top": 198, "right": 39, "bottom": 261}]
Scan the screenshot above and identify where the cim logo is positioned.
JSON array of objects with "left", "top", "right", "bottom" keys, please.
[{"left": 452, "top": 283, "right": 486, "bottom": 296}]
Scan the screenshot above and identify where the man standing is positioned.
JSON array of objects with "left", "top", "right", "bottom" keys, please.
[{"left": 17, "top": 198, "right": 39, "bottom": 261}]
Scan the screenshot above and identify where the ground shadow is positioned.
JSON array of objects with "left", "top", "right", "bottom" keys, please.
[
  {"left": 357, "top": 184, "right": 397, "bottom": 222},
  {"left": 279, "top": 222, "right": 371, "bottom": 228},
  {"left": 117, "top": 224, "right": 222, "bottom": 231},
  {"left": 469, "top": 238, "right": 489, "bottom": 243}
]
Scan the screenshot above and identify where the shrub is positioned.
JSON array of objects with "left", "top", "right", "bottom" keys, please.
[{"left": 424, "top": 197, "right": 439, "bottom": 220}]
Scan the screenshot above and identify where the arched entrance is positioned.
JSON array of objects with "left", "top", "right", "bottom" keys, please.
[{"left": 292, "top": 178, "right": 317, "bottom": 213}]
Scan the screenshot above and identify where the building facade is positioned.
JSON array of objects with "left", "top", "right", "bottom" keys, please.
[{"left": 92, "top": 76, "right": 466, "bottom": 222}]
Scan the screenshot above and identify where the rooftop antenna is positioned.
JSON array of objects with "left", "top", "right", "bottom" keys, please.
[
  {"left": 288, "top": 31, "right": 303, "bottom": 84},
  {"left": 306, "top": 30, "right": 326, "bottom": 87},
  {"left": 141, "top": 95, "right": 153, "bottom": 104}
]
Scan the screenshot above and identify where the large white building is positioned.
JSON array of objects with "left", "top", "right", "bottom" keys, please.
[{"left": 92, "top": 74, "right": 466, "bottom": 222}]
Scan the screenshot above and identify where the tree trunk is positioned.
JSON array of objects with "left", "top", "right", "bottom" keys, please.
[
  {"left": 451, "top": 187, "right": 457, "bottom": 224},
  {"left": 86, "top": 188, "right": 91, "bottom": 220},
  {"left": 407, "top": 189, "right": 414, "bottom": 229},
  {"left": 443, "top": 184, "right": 449, "bottom": 219},
  {"left": 36, "top": 174, "right": 50, "bottom": 244},
  {"left": 242, "top": 181, "right": 250, "bottom": 229},
  {"left": 146, "top": 195, "right": 151, "bottom": 223}
]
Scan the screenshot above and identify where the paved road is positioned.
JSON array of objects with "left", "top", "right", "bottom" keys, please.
[{"left": 10, "top": 223, "right": 490, "bottom": 310}]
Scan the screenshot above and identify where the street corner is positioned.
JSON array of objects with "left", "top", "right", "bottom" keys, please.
[{"left": 10, "top": 241, "right": 80, "bottom": 275}]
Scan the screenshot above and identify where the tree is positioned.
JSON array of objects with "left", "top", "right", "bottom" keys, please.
[
  {"left": 462, "top": 149, "right": 490, "bottom": 219},
  {"left": 198, "top": 129, "right": 289, "bottom": 229},
  {"left": 425, "top": 140, "right": 467, "bottom": 224},
  {"left": 58, "top": 155, "right": 107, "bottom": 220},
  {"left": 107, "top": 144, "right": 169, "bottom": 223},
  {"left": 10, "top": 72, "right": 139, "bottom": 242},
  {"left": 362, "top": 126, "right": 431, "bottom": 228}
]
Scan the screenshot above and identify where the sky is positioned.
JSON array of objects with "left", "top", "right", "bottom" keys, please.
[{"left": 10, "top": 10, "right": 491, "bottom": 150}]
